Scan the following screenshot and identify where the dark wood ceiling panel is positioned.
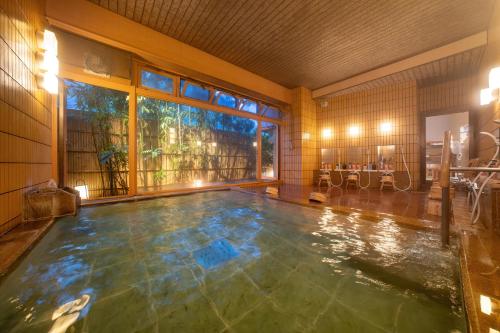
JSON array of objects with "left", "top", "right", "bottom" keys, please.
[
  {"left": 320, "top": 46, "right": 485, "bottom": 98},
  {"left": 88, "top": 0, "right": 494, "bottom": 89}
]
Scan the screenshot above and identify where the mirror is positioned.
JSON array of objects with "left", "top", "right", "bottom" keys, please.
[
  {"left": 321, "top": 148, "right": 335, "bottom": 169},
  {"left": 347, "top": 147, "right": 364, "bottom": 165},
  {"left": 377, "top": 145, "right": 396, "bottom": 169}
]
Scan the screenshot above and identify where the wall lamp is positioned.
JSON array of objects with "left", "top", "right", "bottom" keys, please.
[
  {"left": 302, "top": 132, "right": 311, "bottom": 140},
  {"left": 480, "top": 67, "right": 500, "bottom": 106},
  {"left": 321, "top": 128, "right": 332, "bottom": 139},
  {"left": 348, "top": 126, "right": 360, "bottom": 137},
  {"left": 380, "top": 122, "right": 393, "bottom": 134},
  {"left": 36, "top": 30, "right": 59, "bottom": 95}
]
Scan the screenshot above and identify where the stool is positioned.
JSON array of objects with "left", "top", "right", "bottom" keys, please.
[
  {"left": 318, "top": 170, "right": 333, "bottom": 187},
  {"left": 345, "top": 172, "right": 359, "bottom": 189},
  {"left": 380, "top": 174, "right": 395, "bottom": 190}
]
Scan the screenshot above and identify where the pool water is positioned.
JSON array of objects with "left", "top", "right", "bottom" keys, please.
[{"left": 0, "top": 191, "right": 466, "bottom": 332}]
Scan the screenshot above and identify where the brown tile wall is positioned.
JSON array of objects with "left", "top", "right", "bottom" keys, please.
[
  {"left": 0, "top": 0, "right": 52, "bottom": 235},
  {"left": 281, "top": 87, "right": 318, "bottom": 185},
  {"left": 315, "top": 81, "right": 421, "bottom": 189}
]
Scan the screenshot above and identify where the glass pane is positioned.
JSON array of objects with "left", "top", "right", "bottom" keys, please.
[
  {"left": 64, "top": 79, "right": 129, "bottom": 199},
  {"left": 263, "top": 106, "right": 281, "bottom": 119},
  {"left": 181, "top": 79, "right": 210, "bottom": 101},
  {"left": 140, "top": 70, "right": 173, "bottom": 93},
  {"left": 240, "top": 99, "right": 257, "bottom": 114},
  {"left": 261, "top": 122, "right": 278, "bottom": 179},
  {"left": 215, "top": 91, "right": 236, "bottom": 108},
  {"left": 137, "top": 96, "right": 257, "bottom": 192}
]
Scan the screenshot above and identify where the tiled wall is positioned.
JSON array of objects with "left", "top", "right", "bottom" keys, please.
[
  {"left": 316, "top": 81, "right": 420, "bottom": 189},
  {"left": 0, "top": 0, "right": 52, "bottom": 234},
  {"left": 281, "top": 87, "right": 318, "bottom": 185}
]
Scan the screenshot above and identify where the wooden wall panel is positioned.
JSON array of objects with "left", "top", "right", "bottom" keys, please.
[{"left": 0, "top": 0, "right": 52, "bottom": 234}]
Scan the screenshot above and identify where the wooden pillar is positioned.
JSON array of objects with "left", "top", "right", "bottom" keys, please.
[
  {"left": 128, "top": 88, "right": 137, "bottom": 196},
  {"left": 257, "top": 121, "right": 262, "bottom": 179}
]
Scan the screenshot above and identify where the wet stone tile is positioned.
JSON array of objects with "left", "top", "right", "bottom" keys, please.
[
  {"left": 230, "top": 300, "right": 304, "bottom": 333},
  {"left": 269, "top": 270, "right": 332, "bottom": 328},
  {"left": 311, "top": 299, "right": 387, "bottom": 333},
  {"left": 205, "top": 271, "right": 263, "bottom": 324},
  {"left": 155, "top": 293, "right": 226, "bottom": 333},
  {"left": 242, "top": 255, "right": 292, "bottom": 293},
  {"left": 85, "top": 286, "right": 157, "bottom": 333}
]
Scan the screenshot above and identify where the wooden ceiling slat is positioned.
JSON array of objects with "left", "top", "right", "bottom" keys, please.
[
  {"left": 89, "top": 0, "right": 494, "bottom": 89},
  {"left": 177, "top": 0, "right": 211, "bottom": 41}
]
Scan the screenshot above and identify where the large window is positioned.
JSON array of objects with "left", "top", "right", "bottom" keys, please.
[
  {"left": 65, "top": 80, "right": 129, "bottom": 199},
  {"left": 137, "top": 96, "right": 257, "bottom": 192},
  {"left": 261, "top": 122, "right": 278, "bottom": 179},
  {"left": 62, "top": 64, "right": 281, "bottom": 198}
]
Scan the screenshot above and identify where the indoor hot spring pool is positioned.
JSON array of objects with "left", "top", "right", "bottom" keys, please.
[{"left": 0, "top": 190, "right": 466, "bottom": 332}]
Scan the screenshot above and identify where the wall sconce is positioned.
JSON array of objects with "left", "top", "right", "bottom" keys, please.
[
  {"left": 196, "top": 140, "right": 202, "bottom": 146},
  {"left": 321, "top": 128, "right": 332, "bottom": 139},
  {"left": 36, "top": 30, "right": 59, "bottom": 95},
  {"left": 193, "top": 179, "right": 203, "bottom": 187},
  {"left": 380, "top": 122, "right": 392, "bottom": 134},
  {"left": 480, "top": 66, "right": 500, "bottom": 106},
  {"left": 211, "top": 142, "right": 217, "bottom": 147},
  {"left": 302, "top": 132, "right": 311, "bottom": 140},
  {"left": 348, "top": 126, "right": 360, "bottom": 137},
  {"left": 253, "top": 141, "right": 257, "bottom": 147}
]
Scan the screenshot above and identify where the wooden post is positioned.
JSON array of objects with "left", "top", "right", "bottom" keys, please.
[
  {"left": 257, "top": 121, "right": 262, "bottom": 180},
  {"left": 440, "top": 130, "right": 452, "bottom": 246},
  {"left": 128, "top": 88, "right": 137, "bottom": 196}
]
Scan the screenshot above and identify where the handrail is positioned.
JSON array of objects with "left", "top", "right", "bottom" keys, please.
[
  {"left": 450, "top": 167, "right": 500, "bottom": 172},
  {"left": 440, "top": 130, "right": 452, "bottom": 247}
]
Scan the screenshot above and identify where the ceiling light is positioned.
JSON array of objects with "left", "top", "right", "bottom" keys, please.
[{"left": 322, "top": 128, "right": 332, "bottom": 139}]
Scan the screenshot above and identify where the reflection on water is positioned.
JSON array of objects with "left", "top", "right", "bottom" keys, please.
[{"left": 0, "top": 191, "right": 466, "bottom": 332}]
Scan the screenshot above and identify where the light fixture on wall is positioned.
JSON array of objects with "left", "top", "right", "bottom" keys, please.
[
  {"left": 348, "top": 126, "right": 360, "bottom": 137},
  {"left": 211, "top": 142, "right": 217, "bottom": 147},
  {"left": 321, "top": 128, "right": 332, "bottom": 139},
  {"left": 196, "top": 140, "right": 202, "bottom": 146},
  {"left": 380, "top": 122, "right": 393, "bottom": 134},
  {"left": 193, "top": 179, "right": 203, "bottom": 187},
  {"left": 36, "top": 30, "right": 59, "bottom": 95},
  {"left": 253, "top": 141, "right": 257, "bottom": 147},
  {"left": 302, "top": 132, "right": 311, "bottom": 140},
  {"left": 480, "top": 66, "right": 500, "bottom": 106}
]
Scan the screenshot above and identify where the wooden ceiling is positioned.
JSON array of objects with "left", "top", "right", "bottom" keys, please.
[
  {"left": 88, "top": 0, "right": 494, "bottom": 90},
  {"left": 320, "top": 45, "right": 486, "bottom": 97}
]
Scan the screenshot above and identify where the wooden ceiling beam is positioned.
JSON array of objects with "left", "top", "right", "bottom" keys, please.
[
  {"left": 312, "top": 31, "right": 488, "bottom": 98},
  {"left": 45, "top": 0, "right": 292, "bottom": 104}
]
